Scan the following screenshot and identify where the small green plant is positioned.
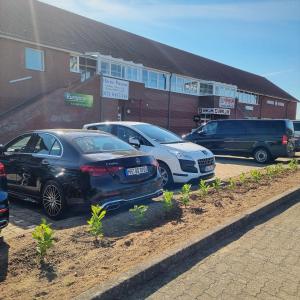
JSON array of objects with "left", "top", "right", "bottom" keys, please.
[
  {"left": 239, "top": 172, "right": 247, "bottom": 185},
  {"left": 288, "top": 158, "right": 298, "bottom": 172},
  {"left": 265, "top": 165, "right": 276, "bottom": 179},
  {"left": 87, "top": 205, "right": 106, "bottom": 243},
  {"left": 130, "top": 205, "right": 148, "bottom": 225},
  {"left": 180, "top": 184, "right": 192, "bottom": 207},
  {"left": 32, "top": 218, "right": 55, "bottom": 262},
  {"left": 212, "top": 177, "right": 222, "bottom": 191},
  {"left": 199, "top": 179, "right": 210, "bottom": 196},
  {"left": 250, "top": 169, "right": 262, "bottom": 182},
  {"left": 275, "top": 163, "right": 284, "bottom": 174},
  {"left": 228, "top": 177, "right": 237, "bottom": 190},
  {"left": 162, "top": 190, "right": 174, "bottom": 213}
]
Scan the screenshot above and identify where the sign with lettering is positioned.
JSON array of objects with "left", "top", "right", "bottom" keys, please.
[
  {"left": 102, "top": 77, "right": 129, "bottom": 100},
  {"left": 219, "top": 97, "right": 235, "bottom": 109},
  {"left": 64, "top": 92, "right": 93, "bottom": 108},
  {"left": 200, "top": 108, "right": 231, "bottom": 115}
]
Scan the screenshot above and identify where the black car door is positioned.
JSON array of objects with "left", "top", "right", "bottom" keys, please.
[
  {"left": 0, "top": 134, "right": 35, "bottom": 196},
  {"left": 20, "top": 133, "right": 63, "bottom": 198}
]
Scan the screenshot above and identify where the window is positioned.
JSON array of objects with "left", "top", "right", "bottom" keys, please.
[
  {"left": 33, "top": 133, "right": 62, "bottom": 156},
  {"left": 100, "top": 61, "right": 110, "bottom": 75},
  {"left": 25, "top": 48, "right": 44, "bottom": 71},
  {"left": 126, "top": 66, "right": 138, "bottom": 81},
  {"left": 116, "top": 126, "right": 146, "bottom": 145},
  {"left": 142, "top": 69, "right": 148, "bottom": 84},
  {"left": 79, "top": 57, "right": 97, "bottom": 82},
  {"left": 6, "top": 135, "right": 33, "bottom": 153},
  {"left": 200, "top": 83, "right": 213, "bottom": 95},
  {"left": 87, "top": 124, "right": 112, "bottom": 133},
  {"left": 184, "top": 79, "right": 198, "bottom": 95},
  {"left": 149, "top": 71, "right": 158, "bottom": 88},
  {"left": 238, "top": 91, "right": 258, "bottom": 105},
  {"left": 203, "top": 122, "right": 217, "bottom": 135},
  {"left": 70, "top": 55, "right": 79, "bottom": 72},
  {"left": 158, "top": 74, "right": 166, "bottom": 90},
  {"left": 111, "top": 63, "right": 122, "bottom": 78}
]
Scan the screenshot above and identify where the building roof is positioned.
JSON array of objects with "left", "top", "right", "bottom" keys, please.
[{"left": 0, "top": 0, "right": 297, "bottom": 101}]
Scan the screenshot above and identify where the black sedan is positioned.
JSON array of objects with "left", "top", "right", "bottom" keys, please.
[
  {"left": 0, "top": 130, "right": 162, "bottom": 219},
  {"left": 0, "top": 162, "right": 9, "bottom": 230}
]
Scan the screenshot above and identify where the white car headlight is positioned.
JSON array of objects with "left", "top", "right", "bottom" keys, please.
[{"left": 168, "top": 150, "right": 193, "bottom": 161}]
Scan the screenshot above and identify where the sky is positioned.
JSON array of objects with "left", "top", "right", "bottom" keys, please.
[{"left": 39, "top": 0, "right": 300, "bottom": 118}]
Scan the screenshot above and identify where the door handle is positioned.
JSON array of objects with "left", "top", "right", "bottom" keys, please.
[{"left": 41, "top": 159, "right": 49, "bottom": 165}]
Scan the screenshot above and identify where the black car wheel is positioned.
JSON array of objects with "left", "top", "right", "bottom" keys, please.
[
  {"left": 158, "top": 162, "right": 173, "bottom": 188},
  {"left": 253, "top": 148, "right": 271, "bottom": 164},
  {"left": 42, "top": 180, "right": 66, "bottom": 219}
]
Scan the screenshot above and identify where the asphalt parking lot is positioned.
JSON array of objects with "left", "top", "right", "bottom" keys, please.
[{"left": 1, "top": 155, "right": 298, "bottom": 241}]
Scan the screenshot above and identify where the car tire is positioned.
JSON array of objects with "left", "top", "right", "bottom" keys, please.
[
  {"left": 253, "top": 147, "right": 272, "bottom": 164},
  {"left": 41, "top": 180, "right": 67, "bottom": 219},
  {"left": 158, "top": 161, "right": 173, "bottom": 188}
]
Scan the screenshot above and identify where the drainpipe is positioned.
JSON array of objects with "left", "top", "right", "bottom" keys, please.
[{"left": 167, "top": 73, "right": 173, "bottom": 129}]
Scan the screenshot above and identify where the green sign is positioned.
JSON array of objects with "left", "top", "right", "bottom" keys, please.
[{"left": 64, "top": 92, "right": 93, "bottom": 108}]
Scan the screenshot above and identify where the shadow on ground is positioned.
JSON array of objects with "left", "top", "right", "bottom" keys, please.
[
  {"left": 125, "top": 197, "right": 300, "bottom": 300},
  {"left": 0, "top": 237, "right": 10, "bottom": 282}
]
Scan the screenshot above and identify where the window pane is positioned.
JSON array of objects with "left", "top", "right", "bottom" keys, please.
[
  {"left": 142, "top": 69, "right": 148, "bottom": 84},
  {"left": 7, "top": 135, "right": 32, "bottom": 153},
  {"left": 149, "top": 71, "right": 158, "bottom": 88},
  {"left": 25, "top": 48, "right": 44, "bottom": 71},
  {"left": 70, "top": 56, "right": 79, "bottom": 72},
  {"left": 34, "top": 134, "right": 56, "bottom": 155},
  {"left": 101, "top": 61, "right": 110, "bottom": 75},
  {"left": 50, "top": 141, "right": 62, "bottom": 156},
  {"left": 158, "top": 74, "right": 166, "bottom": 90},
  {"left": 111, "top": 63, "right": 122, "bottom": 77}
]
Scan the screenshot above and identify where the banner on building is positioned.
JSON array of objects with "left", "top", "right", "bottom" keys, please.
[
  {"left": 199, "top": 108, "right": 231, "bottom": 115},
  {"left": 219, "top": 97, "right": 235, "bottom": 109},
  {"left": 64, "top": 92, "right": 93, "bottom": 108},
  {"left": 102, "top": 77, "right": 129, "bottom": 100}
]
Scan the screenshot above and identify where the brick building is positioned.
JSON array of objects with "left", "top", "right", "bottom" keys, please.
[{"left": 0, "top": 0, "right": 298, "bottom": 143}]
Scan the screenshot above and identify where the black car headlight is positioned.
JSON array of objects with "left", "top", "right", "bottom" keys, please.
[{"left": 179, "top": 159, "right": 198, "bottom": 173}]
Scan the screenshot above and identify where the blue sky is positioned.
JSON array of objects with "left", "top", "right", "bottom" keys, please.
[{"left": 40, "top": 0, "right": 300, "bottom": 118}]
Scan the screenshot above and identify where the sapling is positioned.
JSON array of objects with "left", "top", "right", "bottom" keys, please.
[
  {"left": 250, "top": 169, "right": 262, "bottom": 182},
  {"left": 199, "top": 179, "right": 210, "bottom": 196},
  {"left": 265, "top": 165, "right": 276, "bottom": 179},
  {"left": 87, "top": 205, "right": 106, "bottom": 244},
  {"left": 275, "top": 163, "right": 284, "bottom": 174},
  {"left": 239, "top": 172, "right": 247, "bottom": 185},
  {"left": 162, "top": 190, "right": 174, "bottom": 213},
  {"left": 129, "top": 205, "right": 148, "bottom": 226},
  {"left": 180, "top": 184, "right": 191, "bottom": 207},
  {"left": 288, "top": 158, "right": 298, "bottom": 172},
  {"left": 228, "top": 177, "right": 236, "bottom": 190},
  {"left": 212, "top": 177, "right": 222, "bottom": 191},
  {"left": 32, "top": 218, "right": 55, "bottom": 262}
]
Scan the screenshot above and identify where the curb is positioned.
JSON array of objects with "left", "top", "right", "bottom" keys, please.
[{"left": 77, "top": 185, "right": 300, "bottom": 300}]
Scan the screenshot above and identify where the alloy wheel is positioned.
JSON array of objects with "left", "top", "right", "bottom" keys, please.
[
  {"left": 43, "top": 184, "right": 62, "bottom": 217},
  {"left": 255, "top": 149, "right": 268, "bottom": 163},
  {"left": 159, "top": 166, "right": 169, "bottom": 187}
]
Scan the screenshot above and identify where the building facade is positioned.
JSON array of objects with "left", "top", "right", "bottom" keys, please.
[{"left": 0, "top": 0, "right": 298, "bottom": 143}]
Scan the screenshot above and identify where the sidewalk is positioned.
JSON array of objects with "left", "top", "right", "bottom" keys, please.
[{"left": 128, "top": 202, "right": 300, "bottom": 300}]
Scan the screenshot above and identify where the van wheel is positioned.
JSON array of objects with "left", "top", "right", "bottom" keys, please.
[
  {"left": 253, "top": 148, "right": 271, "bottom": 164},
  {"left": 42, "top": 180, "right": 67, "bottom": 219},
  {"left": 158, "top": 162, "right": 173, "bottom": 188}
]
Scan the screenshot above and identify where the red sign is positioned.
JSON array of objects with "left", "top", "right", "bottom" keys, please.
[{"left": 219, "top": 97, "right": 235, "bottom": 109}]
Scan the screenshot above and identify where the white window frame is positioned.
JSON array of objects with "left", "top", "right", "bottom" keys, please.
[{"left": 25, "top": 48, "right": 44, "bottom": 71}]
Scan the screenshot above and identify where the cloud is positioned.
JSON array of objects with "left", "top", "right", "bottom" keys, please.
[{"left": 39, "top": 0, "right": 300, "bottom": 25}]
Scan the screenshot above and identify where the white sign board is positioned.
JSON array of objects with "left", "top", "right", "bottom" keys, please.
[
  {"left": 200, "top": 108, "right": 231, "bottom": 115},
  {"left": 102, "top": 77, "right": 129, "bottom": 100},
  {"left": 219, "top": 97, "right": 235, "bottom": 109}
]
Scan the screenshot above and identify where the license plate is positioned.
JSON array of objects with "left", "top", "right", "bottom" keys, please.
[
  {"left": 205, "top": 165, "right": 214, "bottom": 172},
  {"left": 126, "top": 166, "right": 148, "bottom": 176}
]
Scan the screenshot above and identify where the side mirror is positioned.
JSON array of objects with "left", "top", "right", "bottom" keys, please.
[{"left": 129, "top": 137, "right": 140, "bottom": 148}]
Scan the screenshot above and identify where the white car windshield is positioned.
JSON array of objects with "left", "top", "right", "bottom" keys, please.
[{"left": 134, "top": 124, "right": 184, "bottom": 144}]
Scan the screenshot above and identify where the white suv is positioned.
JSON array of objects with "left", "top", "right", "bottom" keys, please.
[{"left": 83, "top": 122, "right": 215, "bottom": 187}]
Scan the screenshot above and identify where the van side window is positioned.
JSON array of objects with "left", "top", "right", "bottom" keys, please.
[{"left": 217, "top": 121, "right": 246, "bottom": 135}]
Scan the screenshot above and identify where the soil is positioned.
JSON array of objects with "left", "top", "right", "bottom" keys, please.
[{"left": 0, "top": 169, "right": 299, "bottom": 300}]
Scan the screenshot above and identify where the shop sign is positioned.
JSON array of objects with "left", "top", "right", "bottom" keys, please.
[
  {"left": 64, "top": 92, "right": 93, "bottom": 108},
  {"left": 219, "top": 97, "right": 235, "bottom": 109},
  {"left": 102, "top": 77, "right": 129, "bottom": 100},
  {"left": 200, "top": 108, "right": 231, "bottom": 115},
  {"left": 245, "top": 105, "right": 254, "bottom": 111}
]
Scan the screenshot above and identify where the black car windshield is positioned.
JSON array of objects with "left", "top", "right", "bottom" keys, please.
[
  {"left": 74, "top": 135, "right": 134, "bottom": 154},
  {"left": 134, "top": 124, "right": 184, "bottom": 144}
]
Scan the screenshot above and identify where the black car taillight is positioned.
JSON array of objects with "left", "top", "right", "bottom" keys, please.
[
  {"left": 0, "top": 163, "right": 6, "bottom": 177},
  {"left": 80, "top": 165, "right": 123, "bottom": 176},
  {"left": 282, "top": 135, "right": 288, "bottom": 145}
]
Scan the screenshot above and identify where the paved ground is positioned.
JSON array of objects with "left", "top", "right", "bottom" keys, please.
[
  {"left": 1, "top": 155, "right": 295, "bottom": 241},
  {"left": 127, "top": 202, "right": 300, "bottom": 300}
]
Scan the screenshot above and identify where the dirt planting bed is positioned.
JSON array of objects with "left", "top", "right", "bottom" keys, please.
[{"left": 0, "top": 166, "right": 299, "bottom": 300}]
